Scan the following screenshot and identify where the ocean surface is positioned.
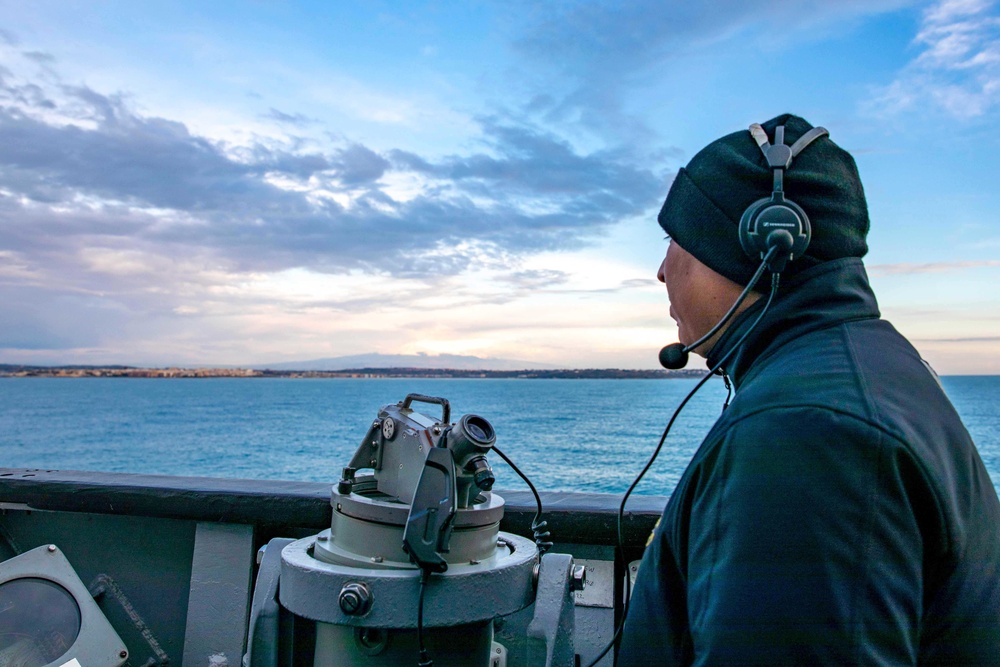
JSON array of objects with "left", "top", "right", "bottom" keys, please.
[{"left": 1, "top": 376, "right": 997, "bottom": 496}]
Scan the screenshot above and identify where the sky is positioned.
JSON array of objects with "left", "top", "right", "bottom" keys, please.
[{"left": 0, "top": 0, "right": 998, "bottom": 374}]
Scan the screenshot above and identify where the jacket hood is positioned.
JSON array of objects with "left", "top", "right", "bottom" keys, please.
[{"left": 707, "top": 257, "right": 881, "bottom": 386}]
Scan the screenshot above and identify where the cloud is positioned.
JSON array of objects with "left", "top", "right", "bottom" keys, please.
[
  {"left": 508, "top": 0, "right": 916, "bottom": 140},
  {"left": 0, "top": 53, "right": 662, "bottom": 272},
  {"left": 335, "top": 144, "right": 390, "bottom": 186},
  {"left": 389, "top": 116, "right": 663, "bottom": 223},
  {"left": 515, "top": 0, "right": 913, "bottom": 68},
  {"left": 0, "top": 284, "right": 129, "bottom": 350},
  {"left": 497, "top": 269, "right": 570, "bottom": 290},
  {"left": 867, "top": 0, "right": 1000, "bottom": 118},
  {"left": 868, "top": 259, "right": 1000, "bottom": 274},
  {"left": 22, "top": 51, "right": 56, "bottom": 66},
  {"left": 0, "top": 46, "right": 666, "bottom": 352},
  {"left": 263, "top": 107, "right": 317, "bottom": 127}
]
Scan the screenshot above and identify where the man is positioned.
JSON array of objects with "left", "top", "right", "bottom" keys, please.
[{"left": 618, "top": 114, "right": 1000, "bottom": 664}]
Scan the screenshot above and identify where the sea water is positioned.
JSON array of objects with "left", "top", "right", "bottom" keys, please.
[{"left": 0, "top": 376, "right": 997, "bottom": 496}]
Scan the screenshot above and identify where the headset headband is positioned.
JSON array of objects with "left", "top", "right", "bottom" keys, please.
[
  {"left": 737, "top": 122, "right": 829, "bottom": 272},
  {"left": 748, "top": 123, "right": 829, "bottom": 193}
]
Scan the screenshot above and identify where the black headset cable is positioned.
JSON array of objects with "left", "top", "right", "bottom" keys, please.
[
  {"left": 585, "top": 260, "right": 782, "bottom": 667},
  {"left": 417, "top": 568, "right": 433, "bottom": 666},
  {"left": 492, "top": 444, "right": 552, "bottom": 553}
]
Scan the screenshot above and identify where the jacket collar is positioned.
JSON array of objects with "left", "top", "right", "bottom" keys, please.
[{"left": 706, "top": 258, "right": 881, "bottom": 388}]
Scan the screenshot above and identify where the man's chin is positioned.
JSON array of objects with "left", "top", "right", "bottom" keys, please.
[{"left": 684, "top": 336, "right": 711, "bottom": 359}]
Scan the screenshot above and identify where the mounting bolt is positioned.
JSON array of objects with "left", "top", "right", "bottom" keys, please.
[
  {"left": 47, "top": 545, "right": 57, "bottom": 553},
  {"left": 570, "top": 564, "right": 587, "bottom": 591},
  {"left": 119, "top": 650, "right": 128, "bottom": 659},
  {"left": 339, "top": 582, "right": 372, "bottom": 616},
  {"left": 338, "top": 466, "right": 355, "bottom": 494}
]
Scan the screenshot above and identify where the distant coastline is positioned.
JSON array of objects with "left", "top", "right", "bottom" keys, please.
[{"left": 0, "top": 364, "right": 707, "bottom": 380}]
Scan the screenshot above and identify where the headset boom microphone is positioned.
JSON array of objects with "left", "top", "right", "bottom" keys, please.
[{"left": 658, "top": 343, "right": 689, "bottom": 370}]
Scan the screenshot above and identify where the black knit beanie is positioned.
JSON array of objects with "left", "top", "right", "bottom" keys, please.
[{"left": 657, "top": 113, "right": 869, "bottom": 285}]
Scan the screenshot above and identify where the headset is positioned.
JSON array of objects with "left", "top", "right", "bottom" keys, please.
[
  {"left": 591, "top": 122, "right": 829, "bottom": 667},
  {"left": 738, "top": 123, "right": 828, "bottom": 273},
  {"left": 659, "top": 122, "right": 828, "bottom": 370}
]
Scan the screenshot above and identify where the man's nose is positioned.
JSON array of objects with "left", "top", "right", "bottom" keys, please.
[{"left": 657, "top": 256, "right": 667, "bottom": 283}]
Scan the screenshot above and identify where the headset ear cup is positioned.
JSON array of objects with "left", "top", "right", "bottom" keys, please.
[
  {"left": 738, "top": 197, "right": 771, "bottom": 258},
  {"left": 739, "top": 196, "right": 812, "bottom": 264},
  {"left": 739, "top": 123, "right": 825, "bottom": 271}
]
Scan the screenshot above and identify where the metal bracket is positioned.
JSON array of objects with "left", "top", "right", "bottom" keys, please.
[
  {"left": 526, "top": 552, "right": 577, "bottom": 667},
  {"left": 243, "top": 538, "right": 293, "bottom": 667},
  {"left": 625, "top": 560, "right": 641, "bottom": 603},
  {"left": 89, "top": 573, "right": 170, "bottom": 667},
  {"left": 183, "top": 522, "right": 255, "bottom": 667},
  {"left": 347, "top": 422, "right": 385, "bottom": 472}
]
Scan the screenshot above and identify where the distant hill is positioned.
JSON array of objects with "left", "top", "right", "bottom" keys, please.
[{"left": 255, "top": 353, "right": 558, "bottom": 372}]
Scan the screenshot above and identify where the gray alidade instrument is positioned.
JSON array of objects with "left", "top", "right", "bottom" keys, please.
[{"left": 245, "top": 394, "right": 584, "bottom": 667}]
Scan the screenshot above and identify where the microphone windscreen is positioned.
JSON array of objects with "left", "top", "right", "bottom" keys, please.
[{"left": 659, "top": 343, "right": 689, "bottom": 370}]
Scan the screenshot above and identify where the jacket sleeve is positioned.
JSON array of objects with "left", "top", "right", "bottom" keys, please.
[{"left": 682, "top": 406, "right": 928, "bottom": 665}]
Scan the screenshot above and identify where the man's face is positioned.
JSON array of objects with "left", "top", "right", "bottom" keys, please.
[{"left": 657, "top": 240, "right": 735, "bottom": 353}]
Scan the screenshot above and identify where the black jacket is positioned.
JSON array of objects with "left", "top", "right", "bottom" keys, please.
[{"left": 619, "top": 258, "right": 1000, "bottom": 665}]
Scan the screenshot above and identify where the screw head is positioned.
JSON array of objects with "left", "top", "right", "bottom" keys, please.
[
  {"left": 47, "top": 545, "right": 56, "bottom": 553},
  {"left": 119, "top": 650, "right": 128, "bottom": 659}
]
